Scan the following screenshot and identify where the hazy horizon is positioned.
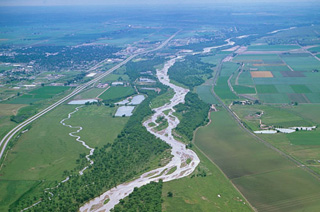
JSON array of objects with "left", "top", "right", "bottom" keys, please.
[{"left": 1, "top": 0, "right": 319, "bottom": 6}]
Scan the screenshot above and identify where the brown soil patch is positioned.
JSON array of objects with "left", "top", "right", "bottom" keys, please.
[{"left": 250, "top": 71, "right": 273, "bottom": 78}]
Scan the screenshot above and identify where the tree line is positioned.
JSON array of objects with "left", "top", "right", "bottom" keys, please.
[
  {"left": 174, "top": 92, "right": 210, "bottom": 142},
  {"left": 11, "top": 93, "right": 170, "bottom": 212}
]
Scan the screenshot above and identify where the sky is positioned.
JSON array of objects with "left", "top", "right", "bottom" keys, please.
[{"left": 0, "top": 0, "right": 318, "bottom": 6}]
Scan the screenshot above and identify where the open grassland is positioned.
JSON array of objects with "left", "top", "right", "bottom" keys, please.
[
  {"left": 62, "top": 105, "right": 129, "bottom": 148},
  {"left": 195, "top": 85, "right": 218, "bottom": 104},
  {"left": 253, "top": 104, "right": 320, "bottom": 174},
  {"left": 194, "top": 109, "right": 320, "bottom": 211},
  {"left": 256, "top": 84, "right": 278, "bottom": 93},
  {"left": 237, "top": 70, "right": 254, "bottom": 85},
  {"left": 0, "top": 105, "right": 128, "bottom": 210},
  {"left": 99, "top": 73, "right": 129, "bottom": 83},
  {"left": 280, "top": 53, "right": 320, "bottom": 72},
  {"left": 0, "top": 104, "right": 27, "bottom": 116},
  {"left": 220, "top": 62, "right": 239, "bottom": 77},
  {"left": 233, "top": 104, "right": 313, "bottom": 130},
  {"left": 309, "top": 46, "right": 320, "bottom": 53},
  {"left": 285, "top": 104, "right": 320, "bottom": 125},
  {"left": 200, "top": 52, "right": 229, "bottom": 65},
  {"left": 99, "top": 86, "right": 135, "bottom": 101},
  {"left": 290, "top": 84, "right": 312, "bottom": 93},
  {"left": 234, "top": 54, "right": 283, "bottom": 64},
  {"left": 150, "top": 88, "right": 175, "bottom": 109},
  {"left": 233, "top": 85, "right": 256, "bottom": 94},
  {"left": 6, "top": 86, "right": 70, "bottom": 104},
  {"left": 0, "top": 180, "right": 39, "bottom": 212},
  {"left": 74, "top": 87, "right": 106, "bottom": 99},
  {"left": 0, "top": 105, "right": 88, "bottom": 181},
  {"left": 162, "top": 148, "right": 252, "bottom": 212},
  {"left": 247, "top": 45, "right": 300, "bottom": 51},
  {"left": 215, "top": 76, "right": 238, "bottom": 100}
]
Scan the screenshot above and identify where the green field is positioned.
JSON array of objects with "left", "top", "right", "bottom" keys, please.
[
  {"left": 233, "top": 85, "right": 256, "bottom": 94},
  {"left": 74, "top": 88, "right": 106, "bottom": 99},
  {"left": 200, "top": 52, "right": 229, "bottom": 65},
  {"left": 6, "top": 86, "right": 70, "bottom": 104},
  {"left": 233, "top": 104, "right": 313, "bottom": 130},
  {"left": 0, "top": 105, "right": 128, "bottom": 210},
  {"left": 195, "top": 85, "right": 218, "bottom": 104},
  {"left": 99, "top": 73, "right": 129, "bottom": 83},
  {"left": 194, "top": 109, "right": 320, "bottom": 211},
  {"left": 220, "top": 62, "right": 239, "bottom": 77},
  {"left": 234, "top": 54, "right": 283, "bottom": 64},
  {"left": 290, "top": 84, "right": 312, "bottom": 93},
  {"left": 215, "top": 76, "right": 238, "bottom": 100},
  {"left": 99, "top": 86, "right": 135, "bottom": 101},
  {"left": 247, "top": 45, "right": 300, "bottom": 51},
  {"left": 308, "top": 46, "right": 320, "bottom": 53},
  {"left": 280, "top": 54, "right": 320, "bottom": 72},
  {"left": 150, "top": 88, "right": 175, "bottom": 109},
  {"left": 162, "top": 148, "right": 252, "bottom": 212},
  {"left": 256, "top": 85, "right": 278, "bottom": 93},
  {"left": 0, "top": 104, "right": 27, "bottom": 116}
]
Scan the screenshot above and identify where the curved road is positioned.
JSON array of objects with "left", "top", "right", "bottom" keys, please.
[{"left": 0, "top": 31, "right": 179, "bottom": 163}]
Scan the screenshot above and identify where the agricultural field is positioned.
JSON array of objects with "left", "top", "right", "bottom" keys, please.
[
  {"left": 99, "top": 86, "right": 135, "bottom": 101},
  {"left": 5, "top": 86, "right": 70, "bottom": 104},
  {"left": 73, "top": 88, "right": 106, "bottom": 99},
  {"left": 247, "top": 44, "right": 301, "bottom": 51},
  {"left": 194, "top": 109, "right": 320, "bottom": 211},
  {"left": 231, "top": 51, "right": 320, "bottom": 103},
  {"left": 280, "top": 53, "right": 320, "bottom": 72},
  {"left": 0, "top": 104, "right": 26, "bottom": 144},
  {"left": 162, "top": 148, "right": 252, "bottom": 212},
  {"left": 195, "top": 85, "right": 219, "bottom": 104}
]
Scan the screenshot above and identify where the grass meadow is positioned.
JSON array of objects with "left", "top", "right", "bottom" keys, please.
[
  {"left": 0, "top": 104, "right": 128, "bottom": 210},
  {"left": 99, "top": 86, "right": 135, "bottom": 101},
  {"left": 195, "top": 85, "right": 219, "bottom": 104}
]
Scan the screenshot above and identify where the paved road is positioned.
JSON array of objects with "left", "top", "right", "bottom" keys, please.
[
  {"left": 0, "top": 32, "right": 179, "bottom": 162},
  {"left": 211, "top": 60, "right": 320, "bottom": 179}
]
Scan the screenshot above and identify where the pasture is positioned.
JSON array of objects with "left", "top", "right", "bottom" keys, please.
[
  {"left": 0, "top": 104, "right": 27, "bottom": 116},
  {"left": 6, "top": 86, "right": 70, "bottom": 104},
  {"left": 194, "top": 109, "right": 320, "bottom": 211},
  {"left": 0, "top": 104, "right": 128, "bottom": 210},
  {"left": 195, "top": 85, "right": 219, "bottom": 104},
  {"left": 215, "top": 76, "right": 238, "bottom": 100},
  {"left": 150, "top": 88, "right": 175, "bottom": 109},
  {"left": 280, "top": 54, "right": 320, "bottom": 72},
  {"left": 247, "top": 45, "right": 300, "bottom": 51},
  {"left": 233, "top": 85, "right": 256, "bottom": 94},
  {"left": 255, "top": 85, "right": 278, "bottom": 93},
  {"left": 99, "top": 86, "right": 135, "bottom": 101},
  {"left": 74, "top": 88, "right": 105, "bottom": 99}
]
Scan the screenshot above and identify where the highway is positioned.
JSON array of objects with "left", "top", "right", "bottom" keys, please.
[{"left": 0, "top": 31, "right": 179, "bottom": 162}]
